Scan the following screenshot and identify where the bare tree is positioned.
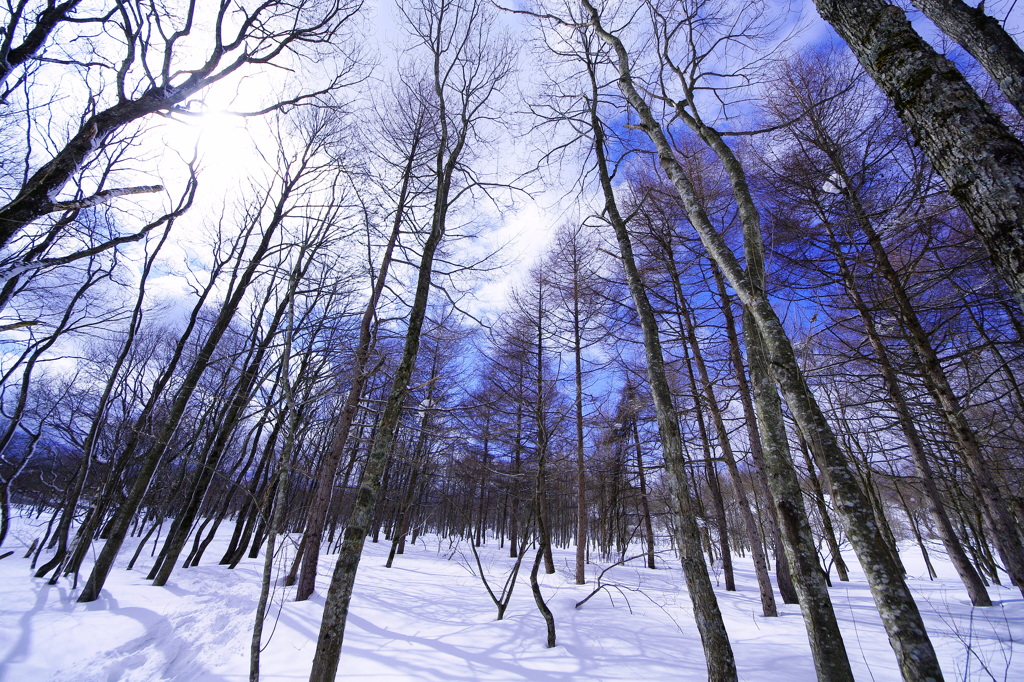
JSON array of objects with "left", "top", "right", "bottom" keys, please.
[
  {"left": 293, "top": 79, "right": 435, "bottom": 602},
  {"left": 308, "top": 0, "right": 515, "bottom": 677},
  {"left": 545, "top": 222, "right": 608, "bottom": 584},
  {"left": 758, "top": 48, "right": 996, "bottom": 606},
  {"left": 0, "top": 1, "right": 86, "bottom": 98},
  {"left": 576, "top": 0, "right": 942, "bottom": 678},
  {"left": 0, "top": 0, "right": 359, "bottom": 254},
  {"left": 574, "top": 17, "right": 738, "bottom": 679},
  {"left": 77, "top": 112, "right": 347, "bottom": 602},
  {"left": 0, "top": 255, "right": 113, "bottom": 546}
]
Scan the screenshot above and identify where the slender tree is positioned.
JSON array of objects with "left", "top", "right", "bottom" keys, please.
[
  {"left": 308, "top": 1, "right": 515, "bottom": 676},
  {"left": 578, "top": 0, "right": 941, "bottom": 677}
]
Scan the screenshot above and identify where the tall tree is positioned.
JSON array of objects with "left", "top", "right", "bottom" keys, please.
[
  {"left": 77, "top": 113, "right": 347, "bottom": 602},
  {"left": 574, "top": 17, "right": 738, "bottom": 679},
  {"left": 308, "top": 0, "right": 515, "bottom": 677},
  {"left": 546, "top": 222, "right": 607, "bottom": 584},
  {"left": 758, "top": 49, "right": 997, "bottom": 605},
  {"left": 577, "top": 0, "right": 941, "bottom": 677},
  {"left": 293, "top": 80, "right": 435, "bottom": 601}
]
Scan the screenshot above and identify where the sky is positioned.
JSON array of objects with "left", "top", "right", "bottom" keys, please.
[{"left": 80, "top": 0, "right": 1024, "bottom": 334}]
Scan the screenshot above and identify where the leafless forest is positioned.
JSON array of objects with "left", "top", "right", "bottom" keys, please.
[{"left": 1, "top": 1, "right": 1023, "bottom": 680}]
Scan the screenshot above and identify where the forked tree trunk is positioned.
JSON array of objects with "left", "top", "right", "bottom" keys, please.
[
  {"left": 674, "top": 92, "right": 851, "bottom": 671},
  {"left": 531, "top": 281, "right": 557, "bottom": 576},
  {"left": 581, "top": 30, "right": 736, "bottom": 679},
  {"left": 583, "top": 4, "right": 940, "bottom": 677},
  {"left": 530, "top": 458, "right": 557, "bottom": 648},
  {"left": 746, "top": 308, "right": 852, "bottom": 676}
]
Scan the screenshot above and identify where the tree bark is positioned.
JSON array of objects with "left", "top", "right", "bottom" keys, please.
[
  {"left": 712, "top": 266, "right": 799, "bottom": 604},
  {"left": 580, "top": 22, "right": 736, "bottom": 677},
  {"left": 909, "top": 0, "right": 1024, "bottom": 118}
]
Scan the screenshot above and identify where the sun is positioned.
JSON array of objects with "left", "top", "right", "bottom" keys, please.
[{"left": 189, "top": 110, "right": 257, "bottom": 172}]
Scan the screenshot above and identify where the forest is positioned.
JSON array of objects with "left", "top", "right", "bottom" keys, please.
[{"left": 0, "top": 0, "right": 1022, "bottom": 680}]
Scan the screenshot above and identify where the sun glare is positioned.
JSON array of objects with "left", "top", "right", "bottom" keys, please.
[{"left": 191, "top": 111, "right": 255, "bottom": 172}]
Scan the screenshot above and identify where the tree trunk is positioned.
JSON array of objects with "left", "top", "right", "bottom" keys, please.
[
  {"left": 573, "top": 300, "right": 588, "bottom": 584},
  {"left": 675, "top": 278, "right": 776, "bottom": 615},
  {"left": 797, "top": 431, "right": 850, "bottom": 583},
  {"left": 294, "top": 123, "right": 416, "bottom": 600},
  {"left": 631, "top": 419, "right": 657, "bottom": 572},
  {"left": 580, "top": 26, "right": 736, "bottom": 677},
  {"left": 822, "top": 223, "right": 989, "bottom": 603},
  {"left": 680, "top": 337, "right": 735, "bottom": 592},
  {"left": 909, "top": 0, "right": 1024, "bottom": 117},
  {"left": 35, "top": 227, "right": 171, "bottom": 578},
  {"left": 386, "top": 410, "right": 431, "bottom": 569},
  {"left": 307, "top": 9, "right": 499, "bottom": 668},
  {"left": 713, "top": 267, "right": 799, "bottom": 605},
  {"left": 308, "top": 206, "right": 446, "bottom": 681},
  {"left": 585, "top": 4, "right": 940, "bottom": 674}
]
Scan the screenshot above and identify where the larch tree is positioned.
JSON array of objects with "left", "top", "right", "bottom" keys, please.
[
  {"left": 307, "top": 0, "right": 516, "bottom": 677},
  {"left": 545, "top": 222, "right": 608, "bottom": 584},
  {"left": 575, "top": 0, "right": 942, "bottom": 678},
  {"left": 571, "top": 13, "right": 739, "bottom": 678},
  {"left": 757, "top": 48, "right": 997, "bottom": 606}
]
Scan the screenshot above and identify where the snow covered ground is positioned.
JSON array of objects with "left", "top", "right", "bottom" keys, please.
[{"left": 0, "top": 509, "right": 1020, "bottom": 681}]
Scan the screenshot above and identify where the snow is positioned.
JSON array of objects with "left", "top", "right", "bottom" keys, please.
[
  {"left": 821, "top": 172, "right": 845, "bottom": 195},
  {"left": 1, "top": 509, "right": 1021, "bottom": 681}
]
